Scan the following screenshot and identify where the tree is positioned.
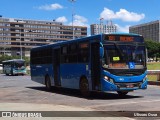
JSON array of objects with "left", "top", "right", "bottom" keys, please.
[{"left": 145, "top": 40, "right": 160, "bottom": 61}]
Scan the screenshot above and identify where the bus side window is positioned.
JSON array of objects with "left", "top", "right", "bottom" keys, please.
[
  {"left": 61, "top": 46, "right": 68, "bottom": 63},
  {"left": 61, "top": 44, "right": 78, "bottom": 63},
  {"left": 68, "top": 43, "right": 77, "bottom": 63},
  {"left": 78, "top": 42, "right": 89, "bottom": 63}
]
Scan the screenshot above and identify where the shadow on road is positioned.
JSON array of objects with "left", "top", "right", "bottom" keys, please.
[{"left": 27, "top": 86, "right": 143, "bottom": 100}]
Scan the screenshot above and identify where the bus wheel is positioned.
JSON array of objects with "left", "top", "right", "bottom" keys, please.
[
  {"left": 45, "top": 76, "right": 51, "bottom": 91},
  {"left": 117, "top": 91, "right": 128, "bottom": 96},
  {"left": 80, "top": 77, "right": 90, "bottom": 97}
]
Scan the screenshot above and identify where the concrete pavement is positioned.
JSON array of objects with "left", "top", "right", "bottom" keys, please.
[{"left": 0, "top": 103, "right": 134, "bottom": 120}]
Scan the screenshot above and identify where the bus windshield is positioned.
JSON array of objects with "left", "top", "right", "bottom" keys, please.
[
  {"left": 103, "top": 43, "right": 146, "bottom": 69},
  {"left": 14, "top": 61, "right": 25, "bottom": 68}
]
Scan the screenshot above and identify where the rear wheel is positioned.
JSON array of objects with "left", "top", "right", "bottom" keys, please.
[
  {"left": 80, "top": 77, "right": 90, "bottom": 97},
  {"left": 45, "top": 76, "right": 51, "bottom": 91},
  {"left": 117, "top": 91, "right": 128, "bottom": 96}
]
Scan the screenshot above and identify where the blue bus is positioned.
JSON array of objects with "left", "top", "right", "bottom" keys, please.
[
  {"left": 30, "top": 33, "right": 148, "bottom": 97},
  {"left": 2, "top": 59, "right": 26, "bottom": 76}
]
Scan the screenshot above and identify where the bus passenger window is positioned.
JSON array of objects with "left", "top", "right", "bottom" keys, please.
[{"left": 78, "top": 42, "right": 89, "bottom": 63}]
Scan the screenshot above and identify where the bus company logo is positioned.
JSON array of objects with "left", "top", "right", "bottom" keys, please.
[
  {"left": 1, "top": 112, "right": 42, "bottom": 118},
  {"left": 2, "top": 112, "right": 11, "bottom": 117},
  {"left": 119, "top": 78, "right": 124, "bottom": 81}
]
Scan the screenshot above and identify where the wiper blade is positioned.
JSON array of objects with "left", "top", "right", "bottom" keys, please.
[{"left": 113, "top": 42, "right": 124, "bottom": 57}]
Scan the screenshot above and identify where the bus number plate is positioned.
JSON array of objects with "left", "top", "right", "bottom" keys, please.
[{"left": 126, "top": 84, "right": 134, "bottom": 88}]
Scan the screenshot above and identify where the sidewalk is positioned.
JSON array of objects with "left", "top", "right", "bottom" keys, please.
[{"left": 0, "top": 103, "right": 91, "bottom": 111}]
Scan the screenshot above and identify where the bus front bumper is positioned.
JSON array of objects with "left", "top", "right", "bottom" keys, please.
[
  {"left": 13, "top": 70, "right": 26, "bottom": 75},
  {"left": 101, "top": 78, "right": 148, "bottom": 92}
]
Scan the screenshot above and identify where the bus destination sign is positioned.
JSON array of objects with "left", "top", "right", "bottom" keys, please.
[
  {"left": 108, "top": 36, "right": 134, "bottom": 42},
  {"left": 104, "top": 35, "right": 144, "bottom": 42}
]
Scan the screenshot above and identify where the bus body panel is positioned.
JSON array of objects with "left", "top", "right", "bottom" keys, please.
[
  {"left": 103, "top": 70, "right": 147, "bottom": 83},
  {"left": 101, "top": 70, "right": 147, "bottom": 91},
  {"left": 60, "top": 63, "right": 90, "bottom": 89},
  {"left": 101, "top": 78, "right": 147, "bottom": 91},
  {"left": 31, "top": 64, "right": 54, "bottom": 85},
  {"left": 31, "top": 65, "right": 44, "bottom": 84}
]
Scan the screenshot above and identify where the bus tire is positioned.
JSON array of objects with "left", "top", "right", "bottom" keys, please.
[
  {"left": 45, "top": 76, "right": 52, "bottom": 91},
  {"left": 117, "top": 91, "right": 128, "bottom": 96},
  {"left": 79, "top": 77, "right": 90, "bottom": 97}
]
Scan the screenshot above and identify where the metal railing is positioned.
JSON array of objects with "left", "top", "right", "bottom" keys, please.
[
  {"left": 147, "top": 70, "right": 160, "bottom": 86},
  {"left": 148, "top": 70, "right": 160, "bottom": 81}
]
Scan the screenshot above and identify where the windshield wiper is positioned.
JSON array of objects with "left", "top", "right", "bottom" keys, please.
[{"left": 113, "top": 42, "right": 124, "bottom": 57}]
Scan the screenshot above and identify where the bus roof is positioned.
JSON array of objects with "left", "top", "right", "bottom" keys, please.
[
  {"left": 31, "top": 34, "right": 101, "bottom": 51},
  {"left": 31, "top": 33, "right": 143, "bottom": 51}
]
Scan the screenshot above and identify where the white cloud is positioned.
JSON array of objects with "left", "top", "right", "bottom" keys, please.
[
  {"left": 115, "top": 24, "right": 130, "bottom": 33},
  {"left": 100, "top": 8, "right": 145, "bottom": 22},
  {"left": 55, "top": 16, "right": 68, "bottom": 23},
  {"left": 38, "top": 3, "right": 63, "bottom": 10},
  {"left": 69, "top": 15, "right": 88, "bottom": 27}
]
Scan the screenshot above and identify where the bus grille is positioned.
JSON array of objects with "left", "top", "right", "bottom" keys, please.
[{"left": 115, "top": 82, "right": 141, "bottom": 89}]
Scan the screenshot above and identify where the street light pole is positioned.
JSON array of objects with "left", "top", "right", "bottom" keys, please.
[
  {"left": 69, "top": 0, "right": 76, "bottom": 39},
  {"left": 100, "top": 18, "right": 104, "bottom": 34}
]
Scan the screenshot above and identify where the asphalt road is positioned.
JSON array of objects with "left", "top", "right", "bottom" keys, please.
[{"left": 0, "top": 74, "right": 160, "bottom": 120}]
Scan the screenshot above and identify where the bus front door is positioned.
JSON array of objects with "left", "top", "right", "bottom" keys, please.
[
  {"left": 53, "top": 48, "right": 61, "bottom": 86},
  {"left": 91, "top": 42, "right": 101, "bottom": 90}
]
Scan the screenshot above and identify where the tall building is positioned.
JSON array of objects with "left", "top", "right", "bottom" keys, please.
[
  {"left": 90, "top": 20, "right": 117, "bottom": 35},
  {"left": 129, "top": 20, "right": 160, "bottom": 43},
  {"left": 0, "top": 17, "right": 87, "bottom": 57}
]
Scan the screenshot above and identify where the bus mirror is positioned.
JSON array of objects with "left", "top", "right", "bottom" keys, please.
[{"left": 100, "top": 47, "right": 104, "bottom": 58}]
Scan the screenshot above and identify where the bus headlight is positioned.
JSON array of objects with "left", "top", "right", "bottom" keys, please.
[
  {"left": 104, "top": 76, "right": 109, "bottom": 80},
  {"left": 104, "top": 76, "right": 114, "bottom": 83}
]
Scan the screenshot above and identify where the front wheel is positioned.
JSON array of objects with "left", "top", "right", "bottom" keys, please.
[
  {"left": 79, "top": 77, "right": 90, "bottom": 97},
  {"left": 45, "top": 76, "right": 52, "bottom": 91}
]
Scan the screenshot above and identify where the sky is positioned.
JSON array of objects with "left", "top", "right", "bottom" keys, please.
[{"left": 0, "top": 0, "right": 160, "bottom": 35}]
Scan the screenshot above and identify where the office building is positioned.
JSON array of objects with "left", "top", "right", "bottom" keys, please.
[
  {"left": 0, "top": 17, "right": 87, "bottom": 57},
  {"left": 129, "top": 20, "right": 160, "bottom": 43},
  {"left": 90, "top": 20, "right": 117, "bottom": 35}
]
